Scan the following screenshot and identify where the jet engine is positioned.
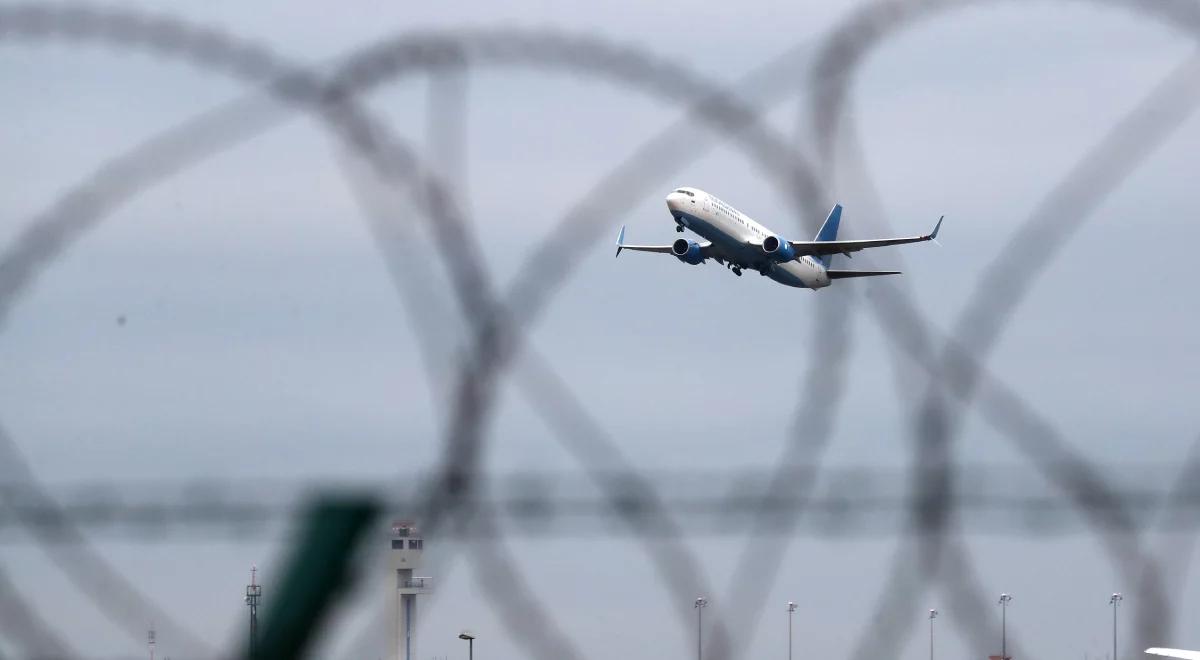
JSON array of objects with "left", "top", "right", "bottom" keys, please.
[
  {"left": 671, "top": 238, "right": 705, "bottom": 265},
  {"left": 761, "top": 235, "right": 797, "bottom": 262}
]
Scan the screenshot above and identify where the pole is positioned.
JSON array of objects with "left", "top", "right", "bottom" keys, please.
[
  {"left": 929, "top": 610, "right": 938, "bottom": 660},
  {"left": 459, "top": 633, "right": 475, "bottom": 660},
  {"left": 787, "top": 602, "right": 797, "bottom": 660},
  {"left": 695, "top": 597, "right": 708, "bottom": 660},
  {"left": 245, "top": 565, "right": 262, "bottom": 659},
  {"left": 998, "top": 593, "right": 1012, "bottom": 660},
  {"left": 1110, "top": 593, "right": 1123, "bottom": 660}
]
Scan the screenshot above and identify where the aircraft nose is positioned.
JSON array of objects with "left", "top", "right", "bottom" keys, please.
[{"left": 665, "top": 191, "right": 682, "bottom": 209}]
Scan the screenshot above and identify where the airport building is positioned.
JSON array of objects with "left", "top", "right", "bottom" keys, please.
[{"left": 390, "top": 521, "right": 431, "bottom": 660}]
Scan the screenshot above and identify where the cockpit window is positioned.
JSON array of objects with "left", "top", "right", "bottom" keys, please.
[{"left": 674, "top": 189, "right": 695, "bottom": 197}]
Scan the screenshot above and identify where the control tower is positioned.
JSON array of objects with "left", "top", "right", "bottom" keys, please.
[{"left": 390, "top": 521, "right": 430, "bottom": 660}]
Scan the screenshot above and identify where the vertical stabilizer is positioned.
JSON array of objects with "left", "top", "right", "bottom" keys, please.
[{"left": 813, "top": 204, "right": 842, "bottom": 267}]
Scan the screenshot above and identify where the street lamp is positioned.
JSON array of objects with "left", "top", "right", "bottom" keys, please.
[
  {"left": 998, "top": 593, "right": 1013, "bottom": 660},
  {"left": 787, "top": 602, "right": 797, "bottom": 660},
  {"left": 929, "top": 609, "right": 939, "bottom": 660},
  {"left": 458, "top": 632, "right": 475, "bottom": 660},
  {"left": 1110, "top": 593, "right": 1123, "bottom": 660},
  {"left": 695, "top": 597, "right": 708, "bottom": 660}
]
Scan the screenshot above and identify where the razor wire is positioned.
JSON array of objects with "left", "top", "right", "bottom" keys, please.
[{"left": 0, "top": 2, "right": 1197, "bottom": 659}]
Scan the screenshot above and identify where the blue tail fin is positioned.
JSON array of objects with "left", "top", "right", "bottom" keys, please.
[{"left": 813, "top": 204, "right": 842, "bottom": 268}]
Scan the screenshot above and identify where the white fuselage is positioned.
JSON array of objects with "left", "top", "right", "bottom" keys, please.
[{"left": 666, "top": 187, "right": 830, "bottom": 289}]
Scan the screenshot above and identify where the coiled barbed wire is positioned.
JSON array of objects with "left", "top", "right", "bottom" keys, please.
[
  {"left": 0, "top": 2, "right": 1195, "bottom": 657},
  {"left": 808, "top": 2, "right": 1200, "bottom": 657}
]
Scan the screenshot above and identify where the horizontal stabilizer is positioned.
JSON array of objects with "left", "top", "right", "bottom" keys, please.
[
  {"left": 1147, "top": 650, "right": 1200, "bottom": 660},
  {"left": 826, "top": 270, "right": 902, "bottom": 279}
]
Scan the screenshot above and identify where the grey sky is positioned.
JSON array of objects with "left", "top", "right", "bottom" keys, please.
[{"left": 3, "top": 0, "right": 1200, "bottom": 658}]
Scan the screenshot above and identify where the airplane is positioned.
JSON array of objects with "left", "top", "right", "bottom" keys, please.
[
  {"left": 615, "top": 186, "right": 943, "bottom": 290},
  {"left": 1148, "top": 649, "right": 1200, "bottom": 660}
]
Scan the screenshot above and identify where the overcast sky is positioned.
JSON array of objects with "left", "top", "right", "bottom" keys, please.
[{"left": 3, "top": 0, "right": 1200, "bottom": 658}]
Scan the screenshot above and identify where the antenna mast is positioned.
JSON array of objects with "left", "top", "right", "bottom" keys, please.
[{"left": 245, "top": 564, "right": 262, "bottom": 658}]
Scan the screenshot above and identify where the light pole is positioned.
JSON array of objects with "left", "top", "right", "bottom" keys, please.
[
  {"left": 695, "top": 597, "right": 708, "bottom": 660},
  {"left": 787, "top": 602, "right": 797, "bottom": 660},
  {"left": 458, "top": 632, "right": 474, "bottom": 660},
  {"left": 998, "top": 593, "right": 1013, "bottom": 660},
  {"left": 929, "top": 609, "right": 938, "bottom": 660},
  {"left": 1110, "top": 593, "right": 1123, "bottom": 660}
]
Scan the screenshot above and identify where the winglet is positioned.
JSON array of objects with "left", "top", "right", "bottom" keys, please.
[
  {"left": 929, "top": 215, "right": 944, "bottom": 245},
  {"left": 615, "top": 225, "right": 626, "bottom": 258}
]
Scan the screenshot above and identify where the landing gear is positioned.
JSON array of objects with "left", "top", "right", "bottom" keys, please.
[
  {"left": 732, "top": 267, "right": 742, "bottom": 277},
  {"left": 675, "top": 223, "right": 685, "bottom": 232}
]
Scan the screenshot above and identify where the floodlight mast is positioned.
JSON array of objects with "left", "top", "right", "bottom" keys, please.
[
  {"left": 998, "top": 593, "right": 1013, "bottom": 660},
  {"left": 929, "top": 609, "right": 938, "bottom": 660},
  {"left": 787, "top": 602, "right": 797, "bottom": 660},
  {"left": 1110, "top": 593, "right": 1123, "bottom": 660}
]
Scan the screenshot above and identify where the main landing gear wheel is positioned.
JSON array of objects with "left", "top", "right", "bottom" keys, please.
[{"left": 732, "top": 267, "right": 742, "bottom": 276}]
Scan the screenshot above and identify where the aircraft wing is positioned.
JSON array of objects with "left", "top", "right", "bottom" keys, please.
[
  {"left": 787, "top": 216, "right": 943, "bottom": 257},
  {"left": 1147, "top": 649, "right": 1200, "bottom": 660},
  {"left": 615, "top": 225, "right": 713, "bottom": 258}
]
